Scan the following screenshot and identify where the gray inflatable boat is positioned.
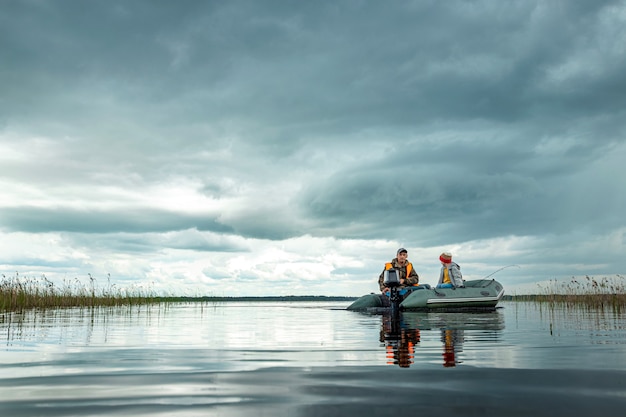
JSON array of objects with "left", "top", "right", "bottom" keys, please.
[{"left": 347, "top": 279, "right": 505, "bottom": 312}]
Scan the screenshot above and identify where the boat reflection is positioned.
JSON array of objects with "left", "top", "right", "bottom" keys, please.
[
  {"left": 380, "top": 314, "right": 421, "bottom": 368},
  {"left": 441, "top": 327, "right": 463, "bottom": 367},
  {"left": 379, "top": 310, "right": 505, "bottom": 368}
]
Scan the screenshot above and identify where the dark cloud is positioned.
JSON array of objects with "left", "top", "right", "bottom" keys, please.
[
  {"left": 66, "top": 231, "right": 247, "bottom": 254},
  {"left": 298, "top": 128, "right": 625, "bottom": 247},
  {"left": 2, "top": 0, "right": 625, "bottom": 293},
  {"left": 3, "top": 1, "right": 623, "bottom": 135},
  {"left": 0, "top": 206, "right": 233, "bottom": 234}
]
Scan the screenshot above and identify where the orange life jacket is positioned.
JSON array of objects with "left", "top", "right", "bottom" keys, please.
[{"left": 385, "top": 262, "right": 415, "bottom": 284}]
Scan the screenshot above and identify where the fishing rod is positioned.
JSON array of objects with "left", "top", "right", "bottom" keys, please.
[{"left": 483, "top": 264, "right": 520, "bottom": 279}]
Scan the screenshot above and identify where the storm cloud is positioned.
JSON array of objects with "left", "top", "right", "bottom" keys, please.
[{"left": 1, "top": 0, "right": 625, "bottom": 296}]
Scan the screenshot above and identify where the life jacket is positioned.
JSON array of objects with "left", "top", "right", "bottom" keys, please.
[{"left": 385, "top": 262, "right": 415, "bottom": 284}]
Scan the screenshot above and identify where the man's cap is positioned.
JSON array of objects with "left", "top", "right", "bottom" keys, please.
[{"left": 397, "top": 248, "right": 407, "bottom": 254}]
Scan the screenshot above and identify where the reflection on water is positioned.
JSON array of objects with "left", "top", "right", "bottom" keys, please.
[
  {"left": 378, "top": 310, "right": 505, "bottom": 368},
  {"left": 1, "top": 301, "right": 626, "bottom": 416},
  {"left": 441, "top": 328, "right": 462, "bottom": 367},
  {"left": 380, "top": 314, "right": 421, "bottom": 367},
  {"left": 1, "top": 305, "right": 168, "bottom": 348},
  {"left": 1, "top": 301, "right": 624, "bottom": 369}
]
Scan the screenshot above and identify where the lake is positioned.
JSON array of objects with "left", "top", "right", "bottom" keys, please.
[{"left": 1, "top": 300, "right": 625, "bottom": 416}]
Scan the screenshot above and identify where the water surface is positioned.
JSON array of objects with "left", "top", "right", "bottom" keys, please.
[{"left": 1, "top": 301, "right": 625, "bottom": 416}]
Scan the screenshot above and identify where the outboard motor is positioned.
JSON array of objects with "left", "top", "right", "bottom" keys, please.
[
  {"left": 383, "top": 269, "right": 402, "bottom": 315},
  {"left": 383, "top": 269, "right": 401, "bottom": 288}
]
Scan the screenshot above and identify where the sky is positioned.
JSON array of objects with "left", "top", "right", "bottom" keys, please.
[{"left": 1, "top": 0, "right": 625, "bottom": 297}]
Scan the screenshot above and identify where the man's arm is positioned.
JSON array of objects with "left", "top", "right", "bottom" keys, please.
[{"left": 378, "top": 269, "right": 387, "bottom": 291}]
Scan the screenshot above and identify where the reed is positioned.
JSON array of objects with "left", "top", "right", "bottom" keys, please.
[
  {"left": 0, "top": 273, "right": 162, "bottom": 313},
  {"left": 509, "top": 275, "right": 626, "bottom": 312}
]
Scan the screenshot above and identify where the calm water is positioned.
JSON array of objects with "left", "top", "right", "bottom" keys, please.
[{"left": 1, "top": 301, "right": 625, "bottom": 416}]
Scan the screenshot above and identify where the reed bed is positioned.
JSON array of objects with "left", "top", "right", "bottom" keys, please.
[
  {"left": 1, "top": 273, "right": 163, "bottom": 313},
  {"left": 509, "top": 275, "right": 626, "bottom": 313}
]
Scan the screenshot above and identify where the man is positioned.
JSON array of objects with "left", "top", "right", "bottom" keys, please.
[{"left": 378, "top": 248, "right": 420, "bottom": 294}]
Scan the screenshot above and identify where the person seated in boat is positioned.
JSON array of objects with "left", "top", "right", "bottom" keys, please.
[
  {"left": 436, "top": 251, "right": 464, "bottom": 288},
  {"left": 378, "top": 248, "right": 420, "bottom": 295}
]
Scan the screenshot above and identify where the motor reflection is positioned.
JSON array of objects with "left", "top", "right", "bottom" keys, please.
[
  {"left": 380, "top": 314, "right": 421, "bottom": 368},
  {"left": 379, "top": 310, "right": 505, "bottom": 368}
]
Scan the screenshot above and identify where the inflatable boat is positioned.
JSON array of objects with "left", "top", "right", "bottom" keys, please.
[{"left": 347, "top": 279, "right": 505, "bottom": 312}]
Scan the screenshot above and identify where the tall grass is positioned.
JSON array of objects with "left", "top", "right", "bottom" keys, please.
[
  {"left": 510, "top": 275, "right": 626, "bottom": 313},
  {"left": 1, "top": 273, "right": 162, "bottom": 313}
]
